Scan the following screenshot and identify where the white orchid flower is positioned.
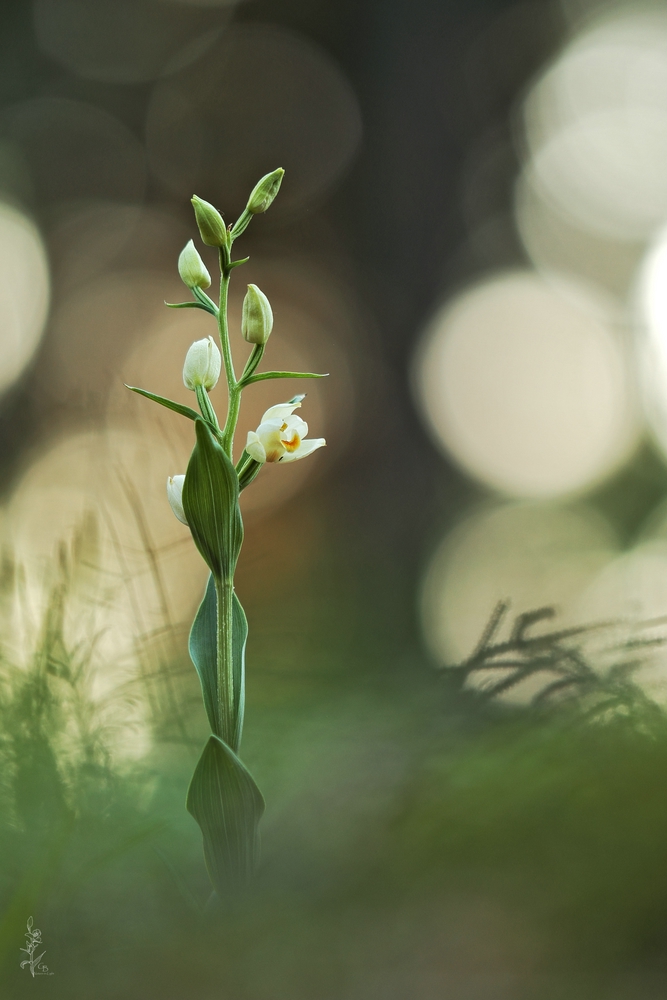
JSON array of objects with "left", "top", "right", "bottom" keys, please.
[
  {"left": 245, "top": 395, "right": 326, "bottom": 464},
  {"left": 167, "top": 475, "right": 188, "bottom": 524}
]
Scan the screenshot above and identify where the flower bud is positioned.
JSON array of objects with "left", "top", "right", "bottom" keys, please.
[
  {"left": 191, "top": 195, "right": 228, "bottom": 248},
  {"left": 246, "top": 168, "right": 284, "bottom": 214},
  {"left": 183, "top": 336, "right": 221, "bottom": 391},
  {"left": 242, "top": 284, "right": 273, "bottom": 345},
  {"left": 178, "top": 240, "right": 211, "bottom": 289},
  {"left": 167, "top": 475, "right": 188, "bottom": 524}
]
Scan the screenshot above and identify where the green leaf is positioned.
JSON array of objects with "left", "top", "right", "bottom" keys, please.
[
  {"left": 182, "top": 419, "right": 243, "bottom": 580},
  {"left": 164, "top": 300, "right": 210, "bottom": 312},
  {"left": 241, "top": 371, "right": 328, "bottom": 386},
  {"left": 186, "top": 735, "right": 265, "bottom": 895},
  {"left": 189, "top": 573, "right": 218, "bottom": 735},
  {"left": 189, "top": 575, "right": 247, "bottom": 750},
  {"left": 125, "top": 385, "right": 201, "bottom": 423}
]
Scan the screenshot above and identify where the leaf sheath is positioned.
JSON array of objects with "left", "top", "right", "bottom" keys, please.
[{"left": 186, "top": 735, "right": 265, "bottom": 895}]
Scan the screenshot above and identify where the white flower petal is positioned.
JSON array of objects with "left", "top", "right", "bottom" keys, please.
[
  {"left": 166, "top": 475, "right": 188, "bottom": 524},
  {"left": 254, "top": 421, "right": 285, "bottom": 462},
  {"left": 283, "top": 415, "right": 308, "bottom": 438},
  {"left": 261, "top": 394, "right": 306, "bottom": 424},
  {"left": 246, "top": 431, "right": 267, "bottom": 464},
  {"left": 255, "top": 419, "right": 283, "bottom": 435},
  {"left": 279, "top": 437, "right": 326, "bottom": 463}
]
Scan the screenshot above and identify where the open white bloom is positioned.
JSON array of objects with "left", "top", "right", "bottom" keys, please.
[
  {"left": 183, "top": 336, "right": 221, "bottom": 391},
  {"left": 167, "top": 475, "right": 188, "bottom": 524},
  {"left": 245, "top": 395, "right": 326, "bottom": 464}
]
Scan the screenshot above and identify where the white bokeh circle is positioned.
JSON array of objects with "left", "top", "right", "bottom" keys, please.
[{"left": 414, "top": 271, "right": 640, "bottom": 498}]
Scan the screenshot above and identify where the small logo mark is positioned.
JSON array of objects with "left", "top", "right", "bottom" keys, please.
[{"left": 20, "top": 917, "right": 54, "bottom": 977}]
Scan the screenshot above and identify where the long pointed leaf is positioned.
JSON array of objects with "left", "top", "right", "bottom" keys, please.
[
  {"left": 187, "top": 735, "right": 265, "bottom": 895},
  {"left": 189, "top": 576, "right": 248, "bottom": 751},
  {"left": 126, "top": 386, "right": 201, "bottom": 422},
  {"left": 241, "top": 370, "right": 328, "bottom": 386},
  {"left": 164, "top": 300, "right": 211, "bottom": 313},
  {"left": 189, "top": 574, "right": 219, "bottom": 735},
  {"left": 183, "top": 420, "right": 243, "bottom": 580}
]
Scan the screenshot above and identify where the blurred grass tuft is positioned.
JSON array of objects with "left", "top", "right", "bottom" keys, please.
[
  {"left": 449, "top": 599, "right": 667, "bottom": 729},
  {"left": 3, "top": 523, "right": 667, "bottom": 997}
]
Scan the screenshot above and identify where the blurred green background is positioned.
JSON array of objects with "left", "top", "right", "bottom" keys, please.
[{"left": 5, "top": 0, "right": 667, "bottom": 996}]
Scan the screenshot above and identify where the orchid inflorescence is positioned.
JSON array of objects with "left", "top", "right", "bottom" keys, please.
[{"left": 126, "top": 169, "right": 327, "bottom": 899}]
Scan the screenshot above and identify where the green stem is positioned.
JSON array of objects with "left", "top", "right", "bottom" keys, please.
[
  {"left": 240, "top": 343, "right": 265, "bottom": 382},
  {"left": 213, "top": 247, "right": 243, "bottom": 746},
  {"left": 209, "top": 243, "right": 250, "bottom": 748},
  {"left": 217, "top": 247, "right": 239, "bottom": 458},
  {"left": 230, "top": 208, "right": 253, "bottom": 240},
  {"left": 222, "top": 386, "right": 242, "bottom": 457},
  {"left": 216, "top": 247, "right": 246, "bottom": 459},
  {"left": 216, "top": 577, "right": 236, "bottom": 746}
]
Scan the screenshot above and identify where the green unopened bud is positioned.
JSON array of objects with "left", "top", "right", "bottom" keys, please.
[
  {"left": 191, "top": 195, "right": 228, "bottom": 248},
  {"left": 178, "top": 240, "right": 211, "bottom": 289},
  {"left": 242, "top": 284, "right": 273, "bottom": 345},
  {"left": 246, "top": 168, "right": 285, "bottom": 214}
]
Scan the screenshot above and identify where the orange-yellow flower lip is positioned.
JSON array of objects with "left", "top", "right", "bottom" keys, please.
[{"left": 281, "top": 429, "right": 301, "bottom": 453}]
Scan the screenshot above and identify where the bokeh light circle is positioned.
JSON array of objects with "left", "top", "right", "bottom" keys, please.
[
  {"left": 156, "top": 0, "right": 236, "bottom": 5},
  {"left": 528, "top": 111, "right": 667, "bottom": 242},
  {"left": 575, "top": 540, "right": 667, "bottom": 706},
  {"left": 515, "top": 164, "right": 645, "bottom": 299},
  {"left": 522, "top": 10, "right": 667, "bottom": 241},
  {"left": 420, "top": 500, "right": 617, "bottom": 665},
  {"left": 33, "top": 0, "right": 229, "bottom": 84},
  {"left": 414, "top": 271, "right": 640, "bottom": 498},
  {"left": 635, "top": 226, "right": 667, "bottom": 460},
  {"left": 45, "top": 202, "right": 192, "bottom": 295},
  {"left": 6, "top": 427, "right": 209, "bottom": 642},
  {"left": 0, "top": 202, "right": 49, "bottom": 396},
  {"left": 35, "top": 270, "right": 172, "bottom": 410},
  {"left": 146, "top": 24, "right": 362, "bottom": 214},
  {"left": 0, "top": 98, "right": 146, "bottom": 207},
  {"left": 2, "top": 423, "right": 222, "bottom": 762}
]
